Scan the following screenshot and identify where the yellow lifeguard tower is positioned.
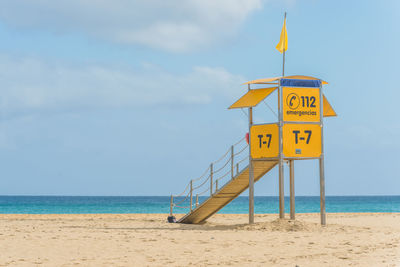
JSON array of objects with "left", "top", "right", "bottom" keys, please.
[{"left": 169, "top": 75, "right": 336, "bottom": 225}]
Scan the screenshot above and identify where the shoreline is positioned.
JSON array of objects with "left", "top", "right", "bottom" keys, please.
[{"left": 0, "top": 211, "right": 398, "bottom": 217}]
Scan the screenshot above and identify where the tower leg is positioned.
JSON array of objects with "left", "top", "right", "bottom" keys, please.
[
  {"left": 319, "top": 157, "right": 326, "bottom": 225},
  {"left": 279, "top": 160, "right": 285, "bottom": 219},
  {"left": 249, "top": 159, "right": 254, "bottom": 224},
  {"left": 289, "top": 160, "right": 295, "bottom": 220},
  {"left": 248, "top": 86, "right": 254, "bottom": 225}
]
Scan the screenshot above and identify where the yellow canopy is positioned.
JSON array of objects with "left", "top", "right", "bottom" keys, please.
[
  {"left": 228, "top": 87, "right": 277, "bottom": 109},
  {"left": 323, "top": 95, "right": 337, "bottom": 117},
  {"left": 243, "top": 75, "right": 328, "bottom": 85},
  {"left": 229, "top": 88, "right": 337, "bottom": 117}
]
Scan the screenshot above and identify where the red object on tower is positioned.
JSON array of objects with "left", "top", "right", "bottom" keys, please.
[{"left": 245, "top": 133, "right": 249, "bottom": 144}]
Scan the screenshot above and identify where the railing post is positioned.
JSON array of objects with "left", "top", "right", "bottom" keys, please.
[
  {"left": 216, "top": 179, "right": 218, "bottom": 192},
  {"left": 190, "top": 180, "right": 193, "bottom": 212},
  {"left": 236, "top": 163, "right": 239, "bottom": 175},
  {"left": 196, "top": 194, "right": 199, "bottom": 208},
  {"left": 170, "top": 195, "right": 173, "bottom": 216},
  {"left": 210, "top": 163, "right": 213, "bottom": 196},
  {"left": 231, "top": 145, "right": 234, "bottom": 179}
]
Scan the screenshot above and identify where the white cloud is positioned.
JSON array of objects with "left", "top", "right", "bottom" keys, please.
[
  {"left": 0, "top": 0, "right": 262, "bottom": 52},
  {"left": 0, "top": 56, "right": 245, "bottom": 114}
]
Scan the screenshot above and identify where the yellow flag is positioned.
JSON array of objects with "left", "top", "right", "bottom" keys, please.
[{"left": 276, "top": 18, "right": 288, "bottom": 53}]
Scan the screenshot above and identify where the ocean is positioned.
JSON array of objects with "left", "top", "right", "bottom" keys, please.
[{"left": 0, "top": 195, "right": 399, "bottom": 214}]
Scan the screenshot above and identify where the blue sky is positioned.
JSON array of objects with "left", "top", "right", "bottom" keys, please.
[{"left": 0, "top": 0, "right": 399, "bottom": 196}]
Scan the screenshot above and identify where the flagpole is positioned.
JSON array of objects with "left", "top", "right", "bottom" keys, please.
[
  {"left": 278, "top": 12, "right": 287, "bottom": 220},
  {"left": 281, "top": 11, "right": 296, "bottom": 221},
  {"left": 282, "top": 12, "right": 286, "bottom": 77}
]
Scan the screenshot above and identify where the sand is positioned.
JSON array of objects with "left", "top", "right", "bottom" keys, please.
[{"left": 0, "top": 213, "right": 399, "bottom": 266}]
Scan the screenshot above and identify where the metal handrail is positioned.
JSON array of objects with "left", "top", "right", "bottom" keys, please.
[
  {"left": 174, "top": 204, "right": 191, "bottom": 209},
  {"left": 197, "top": 186, "right": 210, "bottom": 197},
  {"left": 192, "top": 174, "right": 210, "bottom": 190},
  {"left": 212, "top": 156, "right": 231, "bottom": 174},
  {"left": 174, "top": 191, "right": 191, "bottom": 206},
  {"left": 171, "top": 136, "right": 249, "bottom": 214},
  {"left": 233, "top": 136, "right": 246, "bottom": 146},
  {"left": 215, "top": 169, "right": 231, "bottom": 183},
  {"left": 236, "top": 155, "right": 249, "bottom": 166},
  {"left": 234, "top": 144, "right": 248, "bottom": 156},
  {"left": 174, "top": 182, "right": 190, "bottom": 198},
  {"left": 212, "top": 147, "right": 231, "bottom": 165},
  {"left": 191, "top": 165, "right": 211, "bottom": 182}
]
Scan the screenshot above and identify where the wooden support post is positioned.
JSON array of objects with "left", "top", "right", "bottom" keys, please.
[
  {"left": 278, "top": 160, "right": 285, "bottom": 219},
  {"left": 231, "top": 145, "right": 234, "bottom": 179},
  {"left": 196, "top": 194, "right": 199, "bottom": 208},
  {"left": 210, "top": 163, "right": 213, "bottom": 196},
  {"left": 289, "top": 160, "right": 295, "bottom": 220},
  {"left": 248, "top": 82, "right": 254, "bottom": 224},
  {"left": 319, "top": 83, "right": 326, "bottom": 226},
  {"left": 320, "top": 157, "right": 326, "bottom": 225},
  {"left": 190, "top": 180, "right": 193, "bottom": 212},
  {"left": 249, "top": 159, "right": 254, "bottom": 224},
  {"left": 236, "top": 163, "right": 239, "bottom": 175},
  {"left": 170, "top": 195, "right": 173, "bottom": 216},
  {"left": 278, "top": 85, "right": 285, "bottom": 219},
  {"left": 216, "top": 179, "right": 218, "bottom": 192}
]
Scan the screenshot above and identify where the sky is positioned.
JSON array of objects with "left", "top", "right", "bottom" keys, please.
[{"left": 0, "top": 0, "right": 399, "bottom": 196}]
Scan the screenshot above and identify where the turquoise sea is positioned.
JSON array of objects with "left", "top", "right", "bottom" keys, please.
[{"left": 0, "top": 196, "right": 399, "bottom": 214}]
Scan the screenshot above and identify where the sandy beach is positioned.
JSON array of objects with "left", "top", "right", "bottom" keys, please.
[{"left": 0, "top": 213, "right": 399, "bottom": 266}]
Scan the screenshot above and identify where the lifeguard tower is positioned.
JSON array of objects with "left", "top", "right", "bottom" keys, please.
[{"left": 169, "top": 75, "right": 336, "bottom": 225}]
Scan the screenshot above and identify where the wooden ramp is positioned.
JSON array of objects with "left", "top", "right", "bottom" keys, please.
[{"left": 178, "top": 160, "right": 278, "bottom": 224}]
